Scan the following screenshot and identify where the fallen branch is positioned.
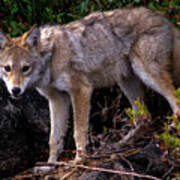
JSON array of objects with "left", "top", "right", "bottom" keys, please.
[
  {"left": 119, "top": 116, "right": 149, "bottom": 145},
  {"left": 61, "top": 167, "right": 77, "bottom": 180},
  {"left": 13, "top": 173, "right": 39, "bottom": 179},
  {"left": 36, "top": 161, "right": 161, "bottom": 180}
]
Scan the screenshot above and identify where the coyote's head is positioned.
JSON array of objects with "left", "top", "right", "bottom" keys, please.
[{"left": 0, "top": 26, "right": 49, "bottom": 98}]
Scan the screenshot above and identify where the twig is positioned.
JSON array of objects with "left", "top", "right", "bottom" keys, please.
[
  {"left": 162, "top": 166, "right": 174, "bottom": 179},
  {"left": 36, "top": 161, "right": 161, "bottom": 180},
  {"left": 13, "top": 173, "right": 39, "bottom": 179},
  {"left": 120, "top": 155, "right": 135, "bottom": 180},
  {"left": 119, "top": 117, "right": 149, "bottom": 145},
  {"left": 61, "top": 167, "right": 77, "bottom": 180},
  {"left": 84, "top": 147, "right": 141, "bottom": 162}
]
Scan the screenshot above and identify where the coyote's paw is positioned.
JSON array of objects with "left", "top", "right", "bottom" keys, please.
[
  {"left": 70, "top": 150, "right": 87, "bottom": 165},
  {"left": 74, "top": 156, "right": 85, "bottom": 164},
  {"left": 33, "top": 166, "right": 55, "bottom": 174}
]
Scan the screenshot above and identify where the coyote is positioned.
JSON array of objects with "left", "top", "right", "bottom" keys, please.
[{"left": 0, "top": 7, "right": 180, "bottom": 172}]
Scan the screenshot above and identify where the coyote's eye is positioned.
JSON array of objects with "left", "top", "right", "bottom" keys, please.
[
  {"left": 22, "top": 66, "right": 30, "bottom": 73},
  {"left": 4, "top": 65, "right": 11, "bottom": 72}
]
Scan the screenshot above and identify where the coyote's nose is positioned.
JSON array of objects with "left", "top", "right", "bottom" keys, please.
[{"left": 12, "top": 87, "right": 21, "bottom": 96}]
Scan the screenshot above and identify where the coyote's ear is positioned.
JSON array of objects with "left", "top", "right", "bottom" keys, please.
[
  {"left": 0, "top": 31, "right": 8, "bottom": 49},
  {"left": 25, "top": 26, "right": 40, "bottom": 48}
]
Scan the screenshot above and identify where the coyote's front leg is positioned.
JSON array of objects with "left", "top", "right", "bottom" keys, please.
[
  {"left": 70, "top": 79, "right": 92, "bottom": 163},
  {"left": 34, "top": 88, "right": 70, "bottom": 173}
]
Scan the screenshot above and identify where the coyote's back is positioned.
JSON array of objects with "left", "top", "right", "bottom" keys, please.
[{"left": 39, "top": 7, "right": 173, "bottom": 88}]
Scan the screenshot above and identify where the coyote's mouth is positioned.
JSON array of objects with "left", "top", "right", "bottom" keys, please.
[{"left": 10, "top": 94, "right": 23, "bottom": 100}]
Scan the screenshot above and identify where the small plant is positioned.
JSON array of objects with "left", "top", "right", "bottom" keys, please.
[
  {"left": 156, "top": 119, "right": 180, "bottom": 149},
  {"left": 125, "top": 107, "right": 135, "bottom": 125},
  {"left": 167, "top": 115, "right": 180, "bottom": 135},
  {"left": 125, "top": 97, "right": 149, "bottom": 126},
  {"left": 175, "top": 87, "right": 180, "bottom": 105},
  {"left": 155, "top": 88, "right": 180, "bottom": 167}
]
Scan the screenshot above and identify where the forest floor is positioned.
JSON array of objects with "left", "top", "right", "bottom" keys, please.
[
  {"left": 12, "top": 117, "right": 180, "bottom": 180},
  {"left": 10, "top": 87, "right": 180, "bottom": 180}
]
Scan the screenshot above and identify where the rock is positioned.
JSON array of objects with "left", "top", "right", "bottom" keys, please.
[{"left": 0, "top": 81, "right": 50, "bottom": 179}]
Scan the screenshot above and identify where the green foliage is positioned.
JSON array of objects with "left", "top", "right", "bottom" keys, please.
[
  {"left": 0, "top": 0, "right": 179, "bottom": 37},
  {"left": 134, "top": 98, "right": 149, "bottom": 116},
  {"left": 125, "top": 98, "right": 149, "bottom": 125},
  {"left": 167, "top": 115, "right": 180, "bottom": 134},
  {"left": 125, "top": 95, "right": 180, "bottom": 152},
  {"left": 156, "top": 119, "right": 180, "bottom": 149},
  {"left": 103, "top": 126, "right": 108, "bottom": 133},
  {"left": 175, "top": 87, "right": 180, "bottom": 105},
  {"left": 125, "top": 107, "right": 136, "bottom": 125},
  {"left": 155, "top": 88, "right": 180, "bottom": 159}
]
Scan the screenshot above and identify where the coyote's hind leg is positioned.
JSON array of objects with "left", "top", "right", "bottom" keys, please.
[{"left": 131, "top": 54, "right": 180, "bottom": 118}]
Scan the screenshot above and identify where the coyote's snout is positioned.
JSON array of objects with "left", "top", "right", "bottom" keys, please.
[{"left": 0, "top": 7, "right": 180, "bottom": 173}]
